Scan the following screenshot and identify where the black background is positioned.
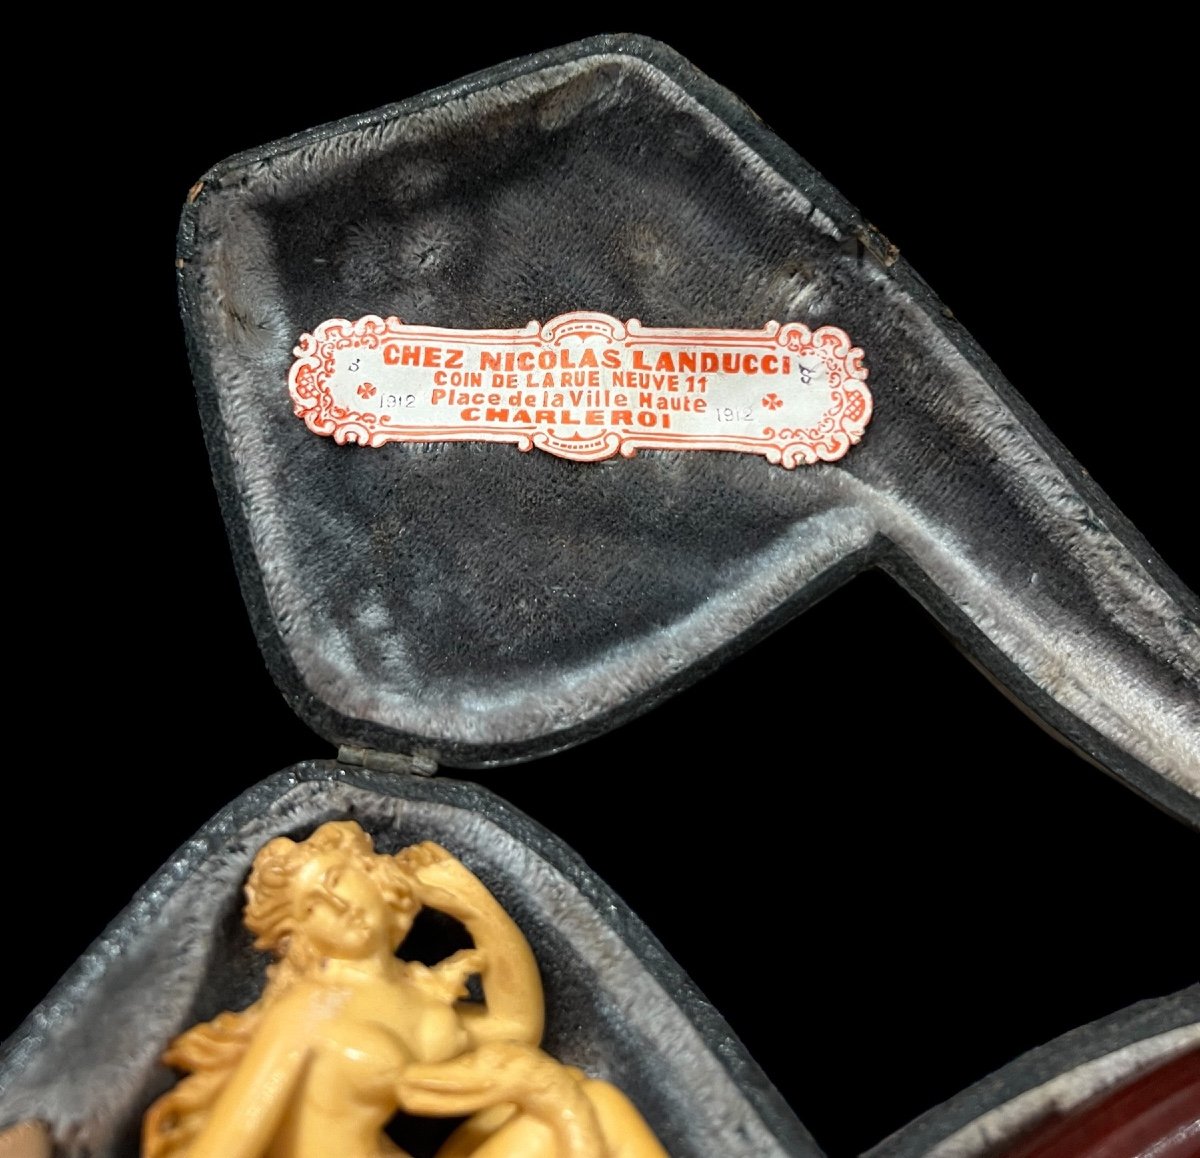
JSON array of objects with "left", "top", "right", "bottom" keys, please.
[{"left": 9, "top": 20, "right": 1196, "bottom": 1157}]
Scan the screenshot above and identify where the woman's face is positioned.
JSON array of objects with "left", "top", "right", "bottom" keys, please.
[{"left": 294, "top": 851, "right": 395, "bottom": 960}]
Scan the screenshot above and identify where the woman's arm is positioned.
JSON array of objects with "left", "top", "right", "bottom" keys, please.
[
  {"left": 180, "top": 989, "right": 314, "bottom": 1158},
  {"left": 396, "top": 1042, "right": 604, "bottom": 1158},
  {"left": 401, "top": 844, "right": 544, "bottom": 1046}
]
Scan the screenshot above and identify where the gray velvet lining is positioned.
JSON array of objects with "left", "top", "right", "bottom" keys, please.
[
  {"left": 179, "top": 38, "right": 1198, "bottom": 811},
  {"left": 0, "top": 765, "right": 819, "bottom": 1158}
]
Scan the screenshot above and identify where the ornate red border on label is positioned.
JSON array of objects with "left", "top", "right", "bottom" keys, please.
[{"left": 288, "top": 312, "right": 872, "bottom": 467}]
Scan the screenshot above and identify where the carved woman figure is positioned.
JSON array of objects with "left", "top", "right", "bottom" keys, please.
[{"left": 143, "top": 821, "right": 666, "bottom": 1158}]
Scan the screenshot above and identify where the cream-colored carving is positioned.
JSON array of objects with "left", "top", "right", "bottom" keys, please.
[
  {"left": 143, "top": 821, "right": 666, "bottom": 1158},
  {"left": 0, "top": 1121, "right": 50, "bottom": 1158}
]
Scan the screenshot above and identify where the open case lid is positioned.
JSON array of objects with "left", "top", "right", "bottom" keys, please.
[{"left": 178, "top": 35, "right": 1197, "bottom": 814}]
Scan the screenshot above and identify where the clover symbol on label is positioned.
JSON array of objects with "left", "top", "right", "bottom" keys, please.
[
  {"left": 357, "top": 382, "right": 378, "bottom": 399},
  {"left": 762, "top": 393, "right": 784, "bottom": 411}
]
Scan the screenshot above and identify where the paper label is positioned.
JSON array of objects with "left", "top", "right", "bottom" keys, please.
[{"left": 288, "top": 312, "right": 871, "bottom": 466}]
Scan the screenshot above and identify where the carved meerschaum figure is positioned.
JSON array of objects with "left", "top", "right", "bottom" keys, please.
[{"left": 142, "top": 821, "right": 667, "bottom": 1158}]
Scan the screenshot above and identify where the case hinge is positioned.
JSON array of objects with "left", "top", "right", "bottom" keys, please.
[{"left": 337, "top": 745, "right": 439, "bottom": 777}]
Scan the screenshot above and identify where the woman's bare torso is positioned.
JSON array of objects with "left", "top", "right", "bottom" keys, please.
[{"left": 262, "top": 966, "right": 470, "bottom": 1158}]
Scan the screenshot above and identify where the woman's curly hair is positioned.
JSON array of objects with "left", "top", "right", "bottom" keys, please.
[{"left": 245, "top": 820, "right": 417, "bottom": 963}]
